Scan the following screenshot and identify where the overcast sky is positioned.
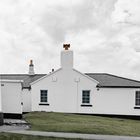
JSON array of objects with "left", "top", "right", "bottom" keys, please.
[{"left": 0, "top": 0, "right": 140, "bottom": 80}]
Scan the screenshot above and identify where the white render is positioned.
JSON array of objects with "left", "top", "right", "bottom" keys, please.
[
  {"left": 61, "top": 50, "right": 73, "bottom": 69},
  {"left": 31, "top": 68, "right": 98, "bottom": 113},
  {"left": 22, "top": 89, "right": 31, "bottom": 112},
  {"left": 1, "top": 80, "right": 22, "bottom": 114},
  {"left": 31, "top": 70, "right": 140, "bottom": 115},
  {"left": 93, "top": 88, "right": 140, "bottom": 116},
  {"left": 0, "top": 80, "right": 2, "bottom": 112}
]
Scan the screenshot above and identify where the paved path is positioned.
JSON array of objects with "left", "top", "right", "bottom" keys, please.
[
  {"left": 0, "top": 125, "right": 29, "bottom": 131},
  {"left": 3, "top": 130, "right": 140, "bottom": 140},
  {"left": 0, "top": 119, "right": 30, "bottom": 132}
]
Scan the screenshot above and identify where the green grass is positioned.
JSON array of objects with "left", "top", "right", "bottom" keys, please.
[
  {"left": 24, "top": 112, "right": 140, "bottom": 136},
  {"left": 0, "top": 133, "right": 81, "bottom": 140}
]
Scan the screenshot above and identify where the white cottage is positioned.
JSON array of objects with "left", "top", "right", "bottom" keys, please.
[
  {"left": 0, "top": 44, "right": 140, "bottom": 124},
  {"left": 30, "top": 44, "right": 140, "bottom": 116},
  {"left": 31, "top": 44, "right": 98, "bottom": 113}
]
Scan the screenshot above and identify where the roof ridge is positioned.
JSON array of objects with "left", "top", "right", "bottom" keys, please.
[{"left": 85, "top": 73, "right": 108, "bottom": 75}]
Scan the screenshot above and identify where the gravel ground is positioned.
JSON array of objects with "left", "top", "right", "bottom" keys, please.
[{"left": 4, "top": 119, "right": 28, "bottom": 124}]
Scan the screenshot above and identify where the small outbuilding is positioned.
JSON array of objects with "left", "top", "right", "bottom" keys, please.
[{"left": 1, "top": 79, "right": 23, "bottom": 118}]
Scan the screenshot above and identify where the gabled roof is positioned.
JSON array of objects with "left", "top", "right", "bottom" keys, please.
[
  {"left": 85, "top": 73, "right": 140, "bottom": 88},
  {"left": 1, "top": 73, "right": 140, "bottom": 89},
  {"left": 0, "top": 74, "right": 46, "bottom": 89}
]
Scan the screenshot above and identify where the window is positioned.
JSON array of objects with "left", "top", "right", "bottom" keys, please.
[
  {"left": 82, "top": 90, "right": 90, "bottom": 104},
  {"left": 40, "top": 90, "right": 48, "bottom": 103},
  {"left": 135, "top": 91, "right": 140, "bottom": 106}
]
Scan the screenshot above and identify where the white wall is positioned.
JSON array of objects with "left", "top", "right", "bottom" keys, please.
[
  {"left": 93, "top": 88, "right": 140, "bottom": 116},
  {"left": 0, "top": 81, "right": 2, "bottom": 112},
  {"left": 31, "top": 69, "right": 97, "bottom": 113},
  {"left": 31, "top": 70, "right": 140, "bottom": 116},
  {"left": 1, "top": 81, "right": 22, "bottom": 114},
  {"left": 22, "top": 89, "right": 31, "bottom": 112}
]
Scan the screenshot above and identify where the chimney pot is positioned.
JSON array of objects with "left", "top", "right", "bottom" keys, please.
[
  {"left": 63, "top": 44, "right": 70, "bottom": 50},
  {"left": 30, "top": 60, "right": 33, "bottom": 66}
]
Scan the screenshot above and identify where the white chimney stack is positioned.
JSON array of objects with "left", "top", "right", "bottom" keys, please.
[
  {"left": 61, "top": 44, "right": 73, "bottom": 69},
  {"left": 29, "top": 60, "right": 35, "bottom": 75}
]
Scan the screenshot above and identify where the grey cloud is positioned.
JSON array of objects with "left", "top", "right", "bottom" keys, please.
[
  {"left": 38, "top": 0, "right": 117, "bottom": 43},
  {"left": 1, "top": 0, "right": 140, "bottom": 82}
]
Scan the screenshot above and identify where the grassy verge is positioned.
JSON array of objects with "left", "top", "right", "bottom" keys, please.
[
  {"left": 24, "top": 112, "right": 140, "bottom": 136},
  {"left": 0, "top": 133, "right": 81, "bottom": 140}
]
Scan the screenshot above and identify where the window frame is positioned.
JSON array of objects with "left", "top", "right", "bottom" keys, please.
[
  {"left": 82, "top": 90, "right": 91, "bottom": 104},
  {"left": 135, "top": 91, "right": 140, "bottom": 106},
  {"left": 40, "top": 90, "right": 48, "bottom": 103}
]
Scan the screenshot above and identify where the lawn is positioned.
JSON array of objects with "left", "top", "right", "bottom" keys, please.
[
  {"left": 0, "top": 133, "right": 81, "bottom": 140},
  {"left": 24, "top": 112, "right": 140, "bottom": 136}
]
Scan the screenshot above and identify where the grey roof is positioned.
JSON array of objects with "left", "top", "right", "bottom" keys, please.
[
  {"left": 0, "top": 74, "right": 46, "bottom": 89},
  {"left": 1, "top": 73, "right": 140, "bottom": 89},
  {"left": 86, "top": 73, "right": 140, "bottom": 88}
]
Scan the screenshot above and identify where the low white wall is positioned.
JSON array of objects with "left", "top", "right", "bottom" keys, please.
[
  {"left": 93, "top": 88, "right": 140, "bottom": 116},
  {"left": 1, "top": 81, "right": 22, "bottom": 114}
]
